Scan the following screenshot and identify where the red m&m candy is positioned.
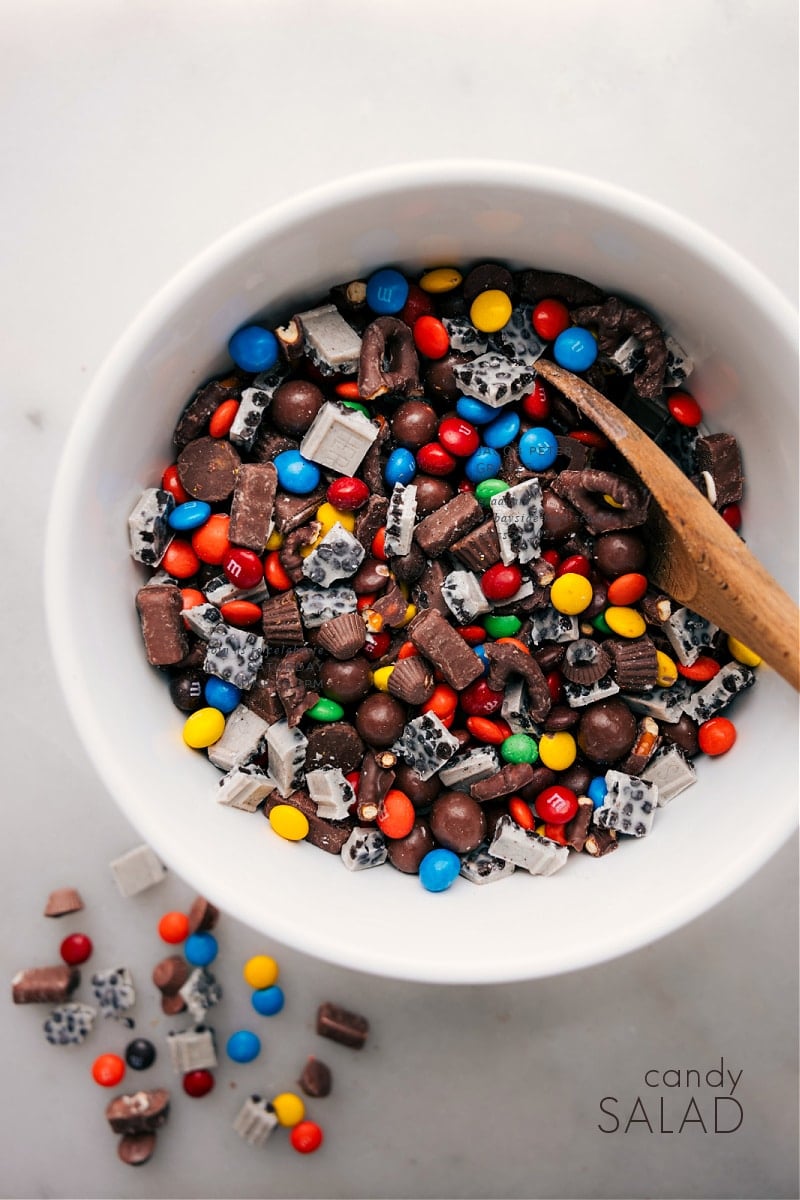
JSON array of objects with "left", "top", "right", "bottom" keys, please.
[
  {"left": 532, "top": 299, "right": 570, "bottom": 340},
  {"left": 481, "top": 563, "right": 522, "bottom": 602},
  {"left": 327, "top": 476, "right": 370, "bottom": 511},
  {"left": 60, "top": 933, "right": 93, "bottom": 965},
  {"left": 416, "top": 442, "right": 457, "bottom": 476},
  {"left": 437, "top": 417, "right": 480, "bottom": 457},
  {"left": 534, "top": 785, "right": 579, "bottom": 824},
  {"left": 223, "top": 548, "right": 263, "bottom": 589}
]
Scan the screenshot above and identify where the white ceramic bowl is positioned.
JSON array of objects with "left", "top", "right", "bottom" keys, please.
[{"left": 46, "top": 161, "right": 798, "bottom": 983}]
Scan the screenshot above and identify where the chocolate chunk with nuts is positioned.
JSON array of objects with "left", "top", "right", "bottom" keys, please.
[
  {"left": 106, "top": 1089, "right": 171, "bottom": 1135},
  {"left": 584, "top": 827, "right": 619, "bottom": 857},
  {"left": 316, "top": 1002, "right": 369, "bottom": 1049}
]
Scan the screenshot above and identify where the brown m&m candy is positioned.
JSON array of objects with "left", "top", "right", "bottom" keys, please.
[
  {"left": 270, "top": 380, "right": 325, "bottom": 435},
  {"left": 391, "top": 400, "right": 438, "bottom": 449},
  {"left": 320, "top": 657, "right": 372, "bottom": 705},
  {"left": 577, "top": 698, "right": 638, "bottom": 764},
  {"left": 355, "top": 693, "right": 406, "bottom": 748}
]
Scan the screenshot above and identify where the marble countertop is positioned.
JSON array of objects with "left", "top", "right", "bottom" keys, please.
[{"left": 1, "top": 2, "right": 797, "bottom": 1197}]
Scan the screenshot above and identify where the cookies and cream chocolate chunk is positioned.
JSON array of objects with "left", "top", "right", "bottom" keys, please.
[
  {"left": 488, "top": 816, "right": 569, "bottom": 875},
  {"left": 491, "top": 477, "right": 544, "bottom": 565},
  {"left": 392, "top": 712, "right": 461, "bottom": 781},
  {"left": 595, "top": 770, "right": 658, "bottom": 837},
  {"left": 215, "top": 765, "right": 277, "bottom": 812},
  {"left": 341, "top": 827, "right": 388, "bottom": 871},
  {"left": 453, "top": 352, "right": 536, "bottom": 407},
  {"left": 207, "top": 705, "right": 268, "bottom": 772},
  {"left": 301, "top": 523, "right": 365, "bottom": 587},
  {"left": 266, "top": 720, "right": 308, "bottom": 797},
  {"left": 233, "top": 1095, "right": 279, "bottom": 1146},
  {"left": 128, "top": 488, "right": 174, "bottom": 566},
  {"left": 204, "top": 624, "right": 264, "bottom": 690},
  {"left": 44, "top": 1002, "right": 96, "bottom": 1045},
  {"left": 296, "top": 303, "right": 363, "bottom": 376},
  {"left": 299, "top": 403, "right": 378, "bottom": 474}
]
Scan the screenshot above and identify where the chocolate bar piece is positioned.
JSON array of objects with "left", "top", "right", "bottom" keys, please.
[
  {"left": 316, "top": 1002, "right": 369, "bottom": 1049},
  {"left": 297, "top": 304, "right": 363, "bottom": 375},
  {"left": 12, "top": 965, "right": 80, "bottom": 1004},
  {"left": 106, "top": 1089, "right": 171, "bottom": 1135},
  {"left": 408, "top": 608, "right": 484, "bottom": 691},
  {"left": 413, "top": 491, "right": 483, "bottom": 557},
  {"left": 471, "top": 762, "right": 536, "bottom": 802},
  {"left": 450, "top": 519, "right": 503, "bottom": 571},
  {"left": 642, "top": 744, "right": 697, "bottom": 805},
  {"left": 300, "top": 403, "right": 378, "bottom": 474},
  {"left": 174, "top": 376, "right": 239, "bottom": 447},
  {"left": 263, "top": 789, "right": 354, "bottom": 854},
  {"left": 136, "top": 584, "right": 188, "bottom": 666},
  {"left": 695, "top": 433, "right": 744, "bottom": 507},
  {"left": 229, "top": 462, "right": 278, "bottom": 551}
]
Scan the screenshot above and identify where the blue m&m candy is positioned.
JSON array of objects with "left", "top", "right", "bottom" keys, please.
[
  {"left": 473, "top": 643, "right": 489, "bottom": 674},
  {"left": 464, "top": 446, "right": 502, "bottom": 483},
  {"left": 366, "top": 268, "right": 409, "bottom": 315},
  {"left": 588, "top": 776, "right": 608, "bottom": 808},
  {"left": 419, "top": 848, "right": 461, "bottom": 893},
  {"left": 204, "top": 677, "right": 241, "bottom": 714},
  {"left": 274, "top": 450, "right": 321, "bottom": 495},
  {"left": 251, "top": 985, "right": 285, "bottom": 1016},
  {"left": 553, "top": 326, "right": 598, "bottom": 372},
  {"left": 519, "top": 427, "right": 558, "bottom": 470},
  {"left": 184, "top": 932, "right": 218, "bottom": 967},
  {"left": 456, "top": 396, "right": 496, "bottom": 425},
  {"left": 482, "top": 409, "right": 520, "bottom": 449},
  {"left": 169, "top": 500, "right": 211, "bottom": 532},
  {"left": 228, "top": 325, "right": 279, "bottom": 373},
  {"left": 384, "top": 447, "right": 417, "bottom": 488},
  {"left": 226, "top": 1030, "right": 261, "bottom": 1063}
]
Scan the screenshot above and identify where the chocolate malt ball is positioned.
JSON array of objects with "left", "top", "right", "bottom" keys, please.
[
  {"left": 319, "top": 657, "right": 372, "bottom": 706},
  {"left": 593, "top": 531, "right": 647, "bottom": 578},
  {"left": 386, "top": 818, "right": 435, "bottom": 874},
  {"left": 391, "top": 400, "right": 439, "bottom": 449},
  {"left": 355, "top": 693, "right": 406, "bottom": 748},
  {"left": 393, "top": 762, "right": 441, "bottom": 809},
  {"left": 429, "top": 791, "right": 486, "bottom": 854},
  {"left": 541, "top": 489, "right": 582, "bottom": 541},
  {"left": 577, "top": 699, "right": 637, "bottom": 764},
  {"left": 270, "top": 380, "right": 325, "bottom": 436},
  {"left": 414, "top": 475, "right": 455, "bottom": 515}
]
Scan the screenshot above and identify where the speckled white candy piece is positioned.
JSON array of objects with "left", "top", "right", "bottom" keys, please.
[
  {"left": 266, "top": 719, "right": 308, "bottom": 797},
  {"left": 661, "top": 606, "right": 719, "bottom": 666},
  {"left": 562, "top": 675, "right": 621, "bottom": 708},
  {"left": 441, "top": 315, "right": 490, "bottom": 355},
  {"left": 109, "top": 844, "right": 167, "bottom": 897},
  {"left": 607, "top": 334, "right": 645, "bottom": 375},
  {"left": 229, "top": 362, "right": 288, "bottom": 448},
  {"left": 203, "top": 574, "right": 268, "bottom": 607},
  {"left": 182, "top": 603, "right": 224, "bottom": 640},
  {"left": 623, "top": 678, "right": 694, "bottom": 724},
  {"left": 441, "top": 570, "right": 492, "bottom": 624},
  {"left": 664, "top": 334, "right": 694, "bottom": 387},
  {"left": 383, "top": 483, "right": 418, "bottom": 557},
  {"left": 295, "top": 582, "right": 358, "bottom": 627},
  {"left": 306, "top": 767, "right": 355, "bottom": 820},
  {"left": 215, "top": 765, "right": 277, "bottom": 812},
  {"left": 233, "top": 1095, "right": 279, "bottom": 1146},
  {"left": 488, "top": 815, "right": 569, "bottom": 875},
  {"left": 204, "top": 624, "right": 264, "bottom": 690},
  {"left": 91, "top": 967, "right": 135, "bottom": 1018},
  {"left": 392, "top": 712, "right": 461, "bottom": 781},
  {"left": 44, "top": 1002, "right": 96, "bottom": 1046},
  {"left": 500, "top": 677, "right": 542, "bottom": 735},
  {"left": 179, "top": 968, "right": 222, "bottom": 1023},
  {"left": 528, "top": 605, "right": 580, "bottom": 645},
  {"left": 641, "top": 745, "right": 697, "bottom": 806},
  {"left": 166, "top": 1026, "right": 217, "bottom": 1073},
  {"left": 207, "top": 705, "right": 268, "bottom": 772},
  {"left": 302, "top": 522, "right": 365, "bottom": 587},
  {"left": 439, "top": 747, "right": 500, "bottom": 788},
  {"left": 341, "top": 827, "right": 388, "bottom": 871},
  {"left": 491, "top": 305, "right": 547, "bottom": 363},
  {"left": 296, "top": 304, "right": 363, "bottom": 375},
  {"left": 128, "top": 487, "right": 174, "bottom": 566},
  {"left": 490, "top": 477, "right": 544, "bottom": 565},
  {"left": 595, "top": 770, "right": 658, "bottom": 837},
  {"left": 299, "top": 402, "right": 378, "bottom": 474},
  {"left": 453, "top": 352, "right": 536, "bottom": 408},
  {"left": 460, "top": 844, "right": 516, "bottom": 885},
  {"left": 681, "top": 662, "right": 755, "bottom": 723}
]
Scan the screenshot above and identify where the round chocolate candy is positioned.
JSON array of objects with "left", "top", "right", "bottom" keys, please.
[
  {"left": 558, "top": 763, "right": 593, "bottom": 796},
  {"left": 577, "top": 699, "right": 638, "bottom": 764},
  {"left": 270, "top": 380, "right": 325, "bottom": 436},
  {"left": 543, "top": 704, "right": 580, "bottom": 732},
  {"left": 414, "top": 475, "right": 455, "bottom": 515},
  {"left": 462, "top": 262, "right": 514, "bottom": 305},
  {"left": 355, "top": 693, "right": 406, "bottom": 748},
  {"left": 541, "top": 489, "right": 582, "bottom": 540},
  {"left": 305, "top": 723, "right": 364, "bottom": 774},
  {"left": 125, "top": 1037, "right": 157, "bottom": 1071},
  {"left": 424, "top": 357, "right": 462, "bottom": 404},
  {"left": 352, "top": 558, "right": 391, "bottom": 596},
  {"left": 389, "top": 543, "right": 427, "bottom": 584},
  {"left": 386, "top": 817, "right": 435, "bottom": 874},
  {"left": 391, "top": 399, "right": 439, "bottom": 448},
  {"left": 320, "top": 657, "right": 373, "bottom": 705},
  {"left": 518, "top": 766, "right": 557, "bottom": 802},
  {"left": 663, "top": 712, "right": 700, "bottom": 758},
  {"left": 593, "top": 531, "right": 648, "bottom": 577},
  {"left": 429, "top": 790, "right": 486, "bottom": 855},
  {"left": 169, "top": 670, "right": 207, "bottom": 713},
  {"left": 393, "top": 762, "right": 441, "bottom": 809},
  {"left": 177, "top": 436, "right": 241, "bottom": 502}
]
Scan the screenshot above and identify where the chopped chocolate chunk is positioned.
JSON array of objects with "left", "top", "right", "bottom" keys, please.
[
  {"left": 413, "top": 491, "right": 483, "bottom": 557},
  {"left": 305, "top": 722, "right": 365, "bottom": 776},
  {"left": 273, "top": 486, "right": 328, "bottom": 533},
  {"left": 229, "top": 462, "right": 278, "bottom": 552},
  {"left": 583, "top": 827, "right": 619, "bottom": 857},
  {"left": 564, "top": 797, "right": 594, "bottom": 852},
  {"left": 316, "top": 1002, "right": 369, "bottom": 1049},
  {"left": 471, "top": 762, "right": 536, "bottom": 802},
  {"left": 412, "top": 560, "right": 451, "bottom": 616},
  {"left": 552, "top": 469, "right": 650, "bottom": 534},
  {"left": 244, "top": 661, "right": 284, "bottom": 724},
  {"left": 277, "top": 647, "right": 320, "bottom": 727},
  {"left": 263, "top": 789, "right": 354, "bottom": 854},
  {"left": 177, "top": 436, "right": 241, "bottom": 503},
  {"left": 607, "top": 637, "right": 659, "bottom": 691},
  {"left": 450, "top": 519, "right": 503, "bottom": 571},
  {"left": 299, "top": 1056, "right": 333, "bottom": 1098},
  {"left": 408, "top": 608, "right": 484, "bottom": 691},
  {"left": 354, "top": 494, "right": 389, "bottom": 551},
  {"left": 694, "top": 433, "right": 744, "bottom": 507},
  {"left": 12, "top": 965, "right": 80, "bottom": 1004},
  {"left": 174, "top": 377, "right": 239, "bottom": 448},
  {"left": 371, "top": 581, "right": 410, "bottom": 629},
  {"left": 136, "top": 585, "right": 188, "bottom": 667}
]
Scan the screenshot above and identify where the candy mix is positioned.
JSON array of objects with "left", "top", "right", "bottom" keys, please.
[
  {"left": 12, "top": 858, "right": 369, "bottom": 1165},
  {"left": 130, "top": 261, "right": 760, "bottom": 891}
]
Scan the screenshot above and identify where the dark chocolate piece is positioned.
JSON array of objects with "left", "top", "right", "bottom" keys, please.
[
  {"left": 176, "top": 436, "right": 241, "bottom": 503},
  {"left": 541, "top": 488, "right": 583, "bottom": 541},
  {"left": 305, "top": 723, "right": 365, "bottom": 775},
  {"left": 412, "top": 560, "right": 451, "bottom": 616},
  {"left": 450, "top": 519, "right": 503, "bottom": 571},
  {"left": 470, "top": 762, "right": 535, "bottom": 802},
  {"left": 12, "top": 965, "right": 80, "bottom": 1004},
  {"left": 408, "top": 608, "right": 484, "bottom": 691},
  {"left": 244, "top": 661, "right": 285, "bottom": 724},
  {"left": 571, "top": 296, "right": 668, "bottom": 399},
  {"left": 694, "top": 433, "right": 744, "bottom": 506},
  {"left": 173, "top": 376, "right": 239, "bottom": 448},
  {"left": 229, "top": 462, "right": 277, "bottom": 551},
  {"left": 136, "top": 585, "right": 188, "bottom": 667},
  {"left": 413, "top": 491, "right": 483, "bottom": 557},
  {"left": 105, "top": 1089, "right": 171, "bottom": 1135},
  {"left": 369, "top": 582, "right": 408, "bottom": 630},
  {"left": 298, "top": 1057, "right": 332, "bottom": 1098},
  {"left": 316, "top": 1002, "right": 369, "bottom": 1049},
  {"left": 354, "top": 495, "right": 389, "bottom": 551},
  {"left": 360, "top": 415, "right": 391, "bottom": 498},
  {"left": 261, "top": 590, "right": 304, "bottom": 645},
  {"left": 387, "top": 657, "right": 435, "bottom": 705},
  {"left": 577, "top": 699, "right": 638, "bottom": 764},
  {"left": 358, "top": 317, "right": 422, "bottom": 400},
  {"left": 273, "top": 486, "right": 328, "bottom": 533},
  {"left": 44, "top": 887, "right": 84, "bottom": 917},
  {"left": 279, "top": 521, "right": 322, "bottom": 584},
  {"left": 251, "top": 429, "right": 298, "bottom": 465},
  {"left": 277, "top": 648, "right": 320, "bottom": 727},
  {"left": 263, "top": 789, "right": 353, "bottom": 854}
]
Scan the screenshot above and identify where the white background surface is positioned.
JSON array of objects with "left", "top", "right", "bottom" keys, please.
[{"left": 1, "top": 2, "right": 797, "bottom": 1198}]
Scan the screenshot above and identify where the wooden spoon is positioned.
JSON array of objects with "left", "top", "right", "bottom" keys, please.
[{"left": 535, "top": 358, "right": 800, "bottom": 691}]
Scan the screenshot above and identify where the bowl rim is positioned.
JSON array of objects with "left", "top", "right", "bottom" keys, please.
[{"left": 44, "top": 159, "right": 799, "bottom": 983}]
